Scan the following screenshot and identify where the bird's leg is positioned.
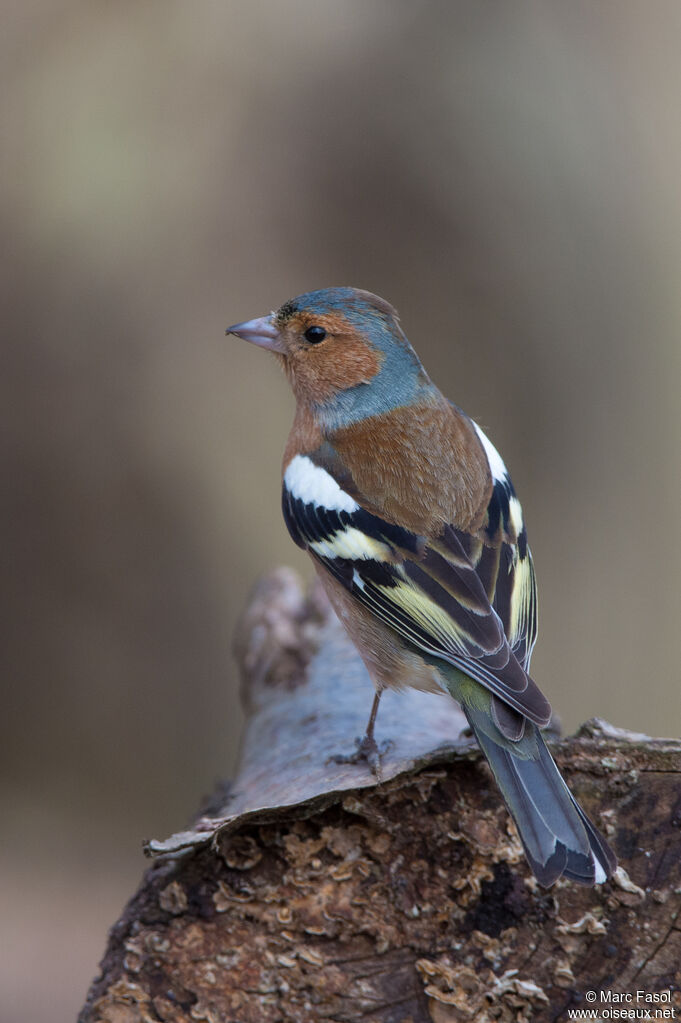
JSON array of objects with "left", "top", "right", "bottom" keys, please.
[
  {"left": 328, "top": 691, "right": 393, "bottom": 776},
  {"left": 363, "top": 690, "right": 381, "bottom": 746}
]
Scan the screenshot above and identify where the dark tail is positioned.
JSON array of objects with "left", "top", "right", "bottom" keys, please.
[{"left": 465, "top": 705, "right": 617, "bottom": 887}]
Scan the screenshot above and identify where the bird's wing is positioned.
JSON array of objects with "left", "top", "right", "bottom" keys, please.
[
  {"left": 282, "top": 447, "right": 548, "bottom": 728},
  {"left": 466, "top": 420, "right": 539, "bottom": 674}
]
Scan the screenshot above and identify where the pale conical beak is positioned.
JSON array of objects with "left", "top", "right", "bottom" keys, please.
[{"left": 225, "top": 314, "right": 285, "bottom": 353}]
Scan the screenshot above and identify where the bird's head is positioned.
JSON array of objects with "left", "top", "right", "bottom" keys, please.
[{"left": 226, "top": 287, "right": 434, "bottom": 429}]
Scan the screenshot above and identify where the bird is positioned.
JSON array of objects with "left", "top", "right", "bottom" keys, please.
[{"left": 226, "top": 286, "right": 617, "bottom": 888}]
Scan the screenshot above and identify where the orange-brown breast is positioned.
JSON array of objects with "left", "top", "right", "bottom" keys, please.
[
  {"left": 282, "top": 404, "right": 324, "bottom": 471},
  {"left": 330, "top": 397, "right": 492, "bottom": 536}
]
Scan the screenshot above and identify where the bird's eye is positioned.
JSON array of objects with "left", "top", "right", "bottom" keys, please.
[{"left": 304, "top": 325, "right": 327, "bottom": 344}]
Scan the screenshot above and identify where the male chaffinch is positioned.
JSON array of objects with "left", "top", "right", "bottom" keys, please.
[{"left": 226, "top": 287, "right": 617, "bottom": 888}]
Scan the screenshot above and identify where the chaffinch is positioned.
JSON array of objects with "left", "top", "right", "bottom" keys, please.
[{"left": 226, "top": 287, "right": 617, "bottom": 888}]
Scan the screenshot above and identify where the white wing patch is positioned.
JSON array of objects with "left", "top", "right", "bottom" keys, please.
[
  {"left": 284, "top": 454, "right": 359, "bottom": 513},
  {"left": 473, "top": 421, "right": 509, "bottom": 484}
]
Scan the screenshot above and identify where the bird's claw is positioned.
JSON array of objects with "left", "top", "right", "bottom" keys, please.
[{"left": 328, "top": 734, "right": 394, "bottom": 778}]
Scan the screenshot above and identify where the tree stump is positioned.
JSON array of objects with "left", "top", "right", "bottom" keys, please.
[{"left": 79, "top": 570, "right": 681, "bottom": 1023}]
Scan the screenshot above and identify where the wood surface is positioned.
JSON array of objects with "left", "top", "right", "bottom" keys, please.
[{"left": 79, "top": 570, "right": 681, "bottom": 1023}]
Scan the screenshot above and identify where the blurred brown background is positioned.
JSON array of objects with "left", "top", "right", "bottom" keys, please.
[{"left": 3, "top": 3, "right": 680, "bottom": 1020}]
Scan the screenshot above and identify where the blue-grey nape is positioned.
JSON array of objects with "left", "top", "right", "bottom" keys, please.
[{"left": 314, "top": 351, "right": 435, "bottom": 430}]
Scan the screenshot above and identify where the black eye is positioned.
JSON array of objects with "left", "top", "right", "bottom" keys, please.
[{"left": 304, "top": 325, "right": 326, "bottom": 344}]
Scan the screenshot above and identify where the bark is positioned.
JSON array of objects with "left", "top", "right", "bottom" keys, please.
[{"left": 80, "top": 570, "right": 681, "bottom": 1023}]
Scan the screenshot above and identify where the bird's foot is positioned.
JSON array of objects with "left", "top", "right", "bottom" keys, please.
[{"left": 328, "top": 734, "right": 394, "bottom": 778}]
